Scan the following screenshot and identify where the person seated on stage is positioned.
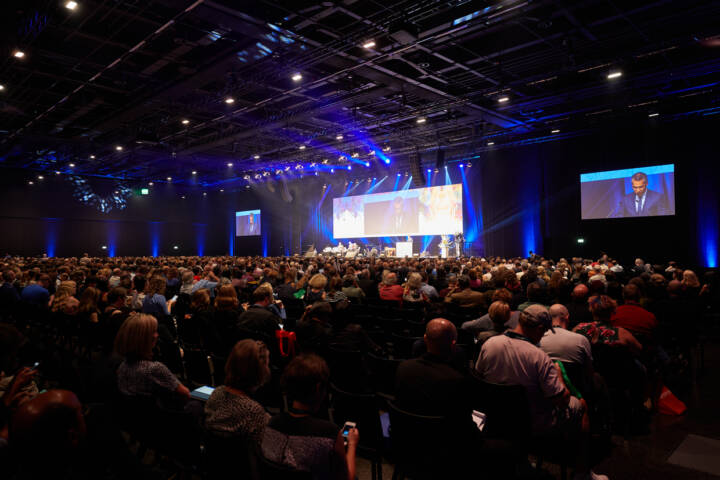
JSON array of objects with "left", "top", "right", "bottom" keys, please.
[
  {"left": 204, "top": 339, "right": 271, "bottom": 444},
  {"left": 379, "top": 272, "right": 404, "bottom": 304},
  {"left": 444, "top": 275, "right": 485, "bottom": 308},
  {"left": 261, "top": 354, "right": 359, "bottom": 480}
]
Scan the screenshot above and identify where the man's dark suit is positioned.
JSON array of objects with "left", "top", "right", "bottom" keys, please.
[
  {"left": 621, "top": 189, "right": 664, "bottom": 217},
  {"left": 388, "top": 211, "right": 417, "bottom": 234}
]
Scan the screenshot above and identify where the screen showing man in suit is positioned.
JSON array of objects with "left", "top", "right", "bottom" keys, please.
[
  {"left": 332, "top": 184, "right": 463, "bottom": 238},
  {"left": 235, "top": 210, "right": 261, "bottom": 236},
  {"left": 580, "top": 164, "right": 675, "bottom": 219}
]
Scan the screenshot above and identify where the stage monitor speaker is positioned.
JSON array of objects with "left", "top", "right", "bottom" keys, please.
[{"left": 410, "top": 148, "right": 425, "bottom": 188}]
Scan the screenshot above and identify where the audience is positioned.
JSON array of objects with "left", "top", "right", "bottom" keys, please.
[{"left": 0, "top": 252, "right": 714, "bottom": 480}]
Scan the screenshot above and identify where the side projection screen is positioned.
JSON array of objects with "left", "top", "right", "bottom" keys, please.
[
  {"left": 580, "top": 164, "right": 675, "bottom": 219},
  {"left": 235, "top": 210, "right": 261, "bottom": 236}
]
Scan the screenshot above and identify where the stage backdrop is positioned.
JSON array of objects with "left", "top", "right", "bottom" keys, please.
[{"left": 0, "top": 116, "right": 717, "bottom": 267}]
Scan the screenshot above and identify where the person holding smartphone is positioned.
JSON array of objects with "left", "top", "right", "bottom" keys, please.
[{"left": 262, "top": 354, "right": 359, "bottom": 479}]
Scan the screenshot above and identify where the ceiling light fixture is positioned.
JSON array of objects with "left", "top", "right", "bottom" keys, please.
[
  {"left": 115, "top": 145, "right": 123, "bottom": 151},
  {"left": 291, "top": 73, "right": 302, "bottom": 82},
  {"left": 166, "top": 177, "right": 172, "bottom": 181},
  {"left": 253, "top": 155, "right": 260, "bottom": 159},
  {"left": 148, "top": 182, "right": 153, "bottom": 186},
  {"left": 336, "top": 134, "right": 343, "bottom": 140},
  {"left": 181, "top": 119, "right": 189, "bottom": 125},
  {"left": 37, "top": 175, "right": 44, "bottom": 180},
  {"left": 225, "top": 97, "right": 235, "bottom": 104},
  {"left": 65, "top": 1, "right": 78, "bottom": 10},
  {"left": 0, "top": 85, "right": 5, "bottom": 91},
  {"left": 551, "top": 129, "right": 560, "bottom": 134},
  {"left": 362, "top": 40, "right": 376, "bottom": 49},
  {"left": 89, "top": 155, "right": 95, "bottom": 159},
  {"left": 498, "top": 96, "right": 509, "bottom": 103},
  {"left": 191, "top": 170, "right": 197, "bottom": 175},
  {"left": 648, "top": 112, "right": 659, "bottom": 118},
  {"left": 607, "top": 71, "right": 623, "bottom": 80},
  {"left": 69, "top": 163, "right": 75, "bottom": 167},
  {"left": 227, "top": 162, "right": 233, "bottom": 167},
  {"left": 13, "top": 50, "right": 25, "bottom": 59},
  {"left": 299, "top": 145, "right": 306, "bottom": 150},
  {"left": 416, "top": 117, "right": 427, "bottom": 124},
  {"left": 487, "top": 142, "right": 494, "bottom": 146}
]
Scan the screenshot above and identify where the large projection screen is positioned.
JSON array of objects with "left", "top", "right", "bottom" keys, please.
[
  {"left": 235, "top": 210, "right": 261, "bottom": 236},
  {"left": 580, "top": 164, "right": 675, "bottom": 219},
  {"left": 333, "top": 184, "right": 463, "bottom": 238}
]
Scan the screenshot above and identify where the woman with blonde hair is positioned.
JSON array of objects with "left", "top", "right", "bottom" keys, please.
[
  {"left": 204, "top": 340, "right": 271, "bottom": 443},
  {"left": 403, "top": 272, "right": 427, "bottom": 303},
  {"left": 51, "top": 281, "right": 79, "bottom": 315},
  {"left": 114, "top": 313, "right": 189, "bottom": 399}
]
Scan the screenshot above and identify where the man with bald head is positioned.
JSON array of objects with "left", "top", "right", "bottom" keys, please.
[
  {"left": 566, "top": 283, "right": 592, "bottom": 328},
  {"left": 9, "top": 389, "right": 87, "bottom": 478},
  {"left": 395, "top": 318, "right": 474, "bottom": 429},
  {"left": 540, "top": 304, "right": 593, "bottom": 383}
]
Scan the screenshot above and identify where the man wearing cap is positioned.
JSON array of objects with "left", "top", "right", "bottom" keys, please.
[{"left": 476, "top": 304, "right": 608, "bottom": 480}]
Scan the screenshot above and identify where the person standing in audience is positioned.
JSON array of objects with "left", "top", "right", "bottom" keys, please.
[
  {"left": 262, "top": 354, "right": 359, "bottom": 480},
  {"left": 204, "top": 340, "right": 271, "bottom": 444}
]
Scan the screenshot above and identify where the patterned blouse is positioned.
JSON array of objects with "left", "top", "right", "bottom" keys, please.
[
  {"left": 117, "top": 359, "right": 180, "bottom": 397},
  {"left": 204, "top": 386, "right": 270, "bottom": 444},
  {"left": 574, "top": 322, "right": 621, "bottom": 347}
]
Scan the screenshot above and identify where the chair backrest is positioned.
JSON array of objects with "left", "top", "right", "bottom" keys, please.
[
  {"left": 327, "top": 345, "right": 369, "bottom": 392},
  {"left": 203, "top": 432, "right": 258, "bottom": 480},
  {"left": 329, "top": 382, "right": 383, "bottom": 449},
  {"left": 256, "top": 452, "right": 313, "bottom": 480},
  {"left": 366, "top": 352, "right": 401, "bottom": 396},
  {"left": 470, "top": 373, "right": 532, "bottom": 443},
  {"left": 390, "top": 333, "right": 421, "bottom": 359},
  {"left": 387, "top": 400, "right": 448, "bottom": 475}
]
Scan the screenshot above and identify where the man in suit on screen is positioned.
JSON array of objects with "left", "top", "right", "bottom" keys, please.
[
  {"left": 241, "top": 214, "right": 260, "bottom": 235},
  {"left": 621, "top": 171, "right": 665, "bottom": 217},
  {"left": 388, "top": 196, "right": 418, "bottom": 234}
]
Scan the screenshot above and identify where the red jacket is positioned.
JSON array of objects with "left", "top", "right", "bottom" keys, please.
[
  {"left": 379, "top": 284, "right": 404, "bottom": 303},
  {"left": 611, "top": 302, "right": 657, "bottom": 337}
]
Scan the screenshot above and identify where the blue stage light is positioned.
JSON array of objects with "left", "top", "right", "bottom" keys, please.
[
  {"left": 459, "top": 164, "right": 464, "bottom": 168},
  {"left": 348, "top": 166, "right": 352, "bottom": 170},
  {"left": 384, "top": 159, "right": 390, "bottom": 164}
]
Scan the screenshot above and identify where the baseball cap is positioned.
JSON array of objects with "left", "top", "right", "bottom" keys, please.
[{"left": 522, "top": 304, "right": 554, "bottom": 333}]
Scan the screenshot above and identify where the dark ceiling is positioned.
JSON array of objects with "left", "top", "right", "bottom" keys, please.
[{"left": 1, "top": 0, "right": 719, "bottom": 187}]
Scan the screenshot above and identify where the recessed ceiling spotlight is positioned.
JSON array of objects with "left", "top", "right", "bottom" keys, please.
[
  {"left": 336, "top": 134, "right": 343, "bottom": 140},
  {"left": 551, "top": 129, "right": 560, "bottom": 134},
  {"left": 13, "top": 50, "right": 25, "bottom": 59},
  {"left": 115, "top": 145, "right": 123, "bottom": 151},
  {"left": 220, "top": 189, "right": 224, "bottom": 192},
  {"left": 0, "top": 85, "right": 5, "bottom": 91},
  {"left": 299, "top": 145, "right": 306, "bottom": 150},
  {"left": 362, "top": 40, "right": 376, "bottom": 49},
  {"left": 203, "top": 192, "right": 207, "bottom": 196},
  {"left": 65, "top": 1, "right": 78, "bottom": 10},
  {"left": 365, "top": 162, "right": 370, "bottom": 167},
  {"left": 28, "top": 181, "right": 34, "bottom": 185},
  {"left": 37, "top": 175, "right": 44, "bottom": 180},
  {"left": 69, "top": 163, "right": 75, "bottom": 167},
  {"left": 648, "top": 112, "right": 660, "bottom": 118},
  {"left": 487, "top": 141, "right": 494, "bottom": 146},
  {"left": 291, "top": 73, "right": 302, "bottom": 82},
  {"left": 225, "top": 97, "right": 235, "bottom": 104},
  {"left": 55, "top": 171, "right": 60, "bottom": 175},
  {"left": 253, "top": 154, "right": 260, "bottom": 159},
  {"left": 191, "top": 170, "right": 197, "bottom": 175},
  {"left": 89, "top": 154, "right": 95, "bottom": 159},
  {"left": 498, "top": 96, "right": 509, "bottom": 103},
  {"left": 227, "top": 162, "right": 233, "bottom": 167},
  {"left": 166, "top": 177, "right": 172, "bottom": 181},
  {"left": 181, "top": 119, "right": 189, "bottom": 125},
  {"left": 607, "top": 71, "right": 623, "bottom": 80},
  {"left": 148, "top": 182, "right": 153, "bottom": 186},
  {"left": 416, "top": 117, "right": 427, "bottom": 124}
]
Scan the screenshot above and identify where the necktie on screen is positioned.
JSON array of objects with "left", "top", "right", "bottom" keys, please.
[{"left": 635, "top": 198, "right": 639, "bottom": 214}]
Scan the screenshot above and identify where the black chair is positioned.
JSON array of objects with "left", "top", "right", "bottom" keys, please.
[
  {"left": 327, "top": 345, "right": 370, "bottom": 393},
  {"left": 183, "top": 345, "right": 215, "bottom": 387},
  {"left": 386, "top": 400, "right": 448, "bottom": 479},
  {"left": 329, "top": 383, "right": 384, "bottom": 480},
  {"left": 366, "top": 352, "right": 401, "bottom": 397},
  {"left": 389, "top": 333, "right": 421, "bottom": 359},
  {"left": 256, "top": 453, "right": 312, "bottom": 480},
  {"left": 203, "top": 432, "right": 258, "bottom": 480}
]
